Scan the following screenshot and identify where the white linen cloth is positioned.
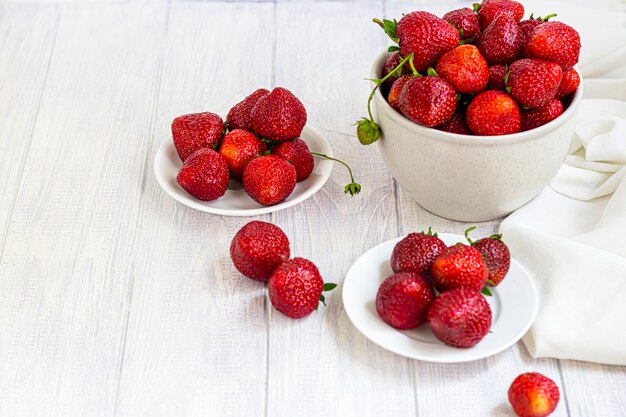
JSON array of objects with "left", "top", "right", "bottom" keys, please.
[{"left": 499, "top": 1, "right": 626, "bottom": 365}]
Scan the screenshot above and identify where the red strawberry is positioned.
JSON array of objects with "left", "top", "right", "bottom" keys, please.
[
  {"left": 272, "top": 138, "right": 315, "bottom": 182},
  {"left": 508, "top": 58, "right": 562, "bottom": 108},
  {"left": 436, "top": 45, "right": 489, "bottom": 94},
  {"left": 250, "top": 87, "right": 307, "bottom": 142},
  {"left": 466, "top": 90, "right": 521, "bottom": 136},
  {"left": 230, "top": 221, "right": 290, "bottom": 282},
  {"left": 487, "top": 64, "right": 507, "bottom": 90},
  {"left": 431, "top": 244, "right": 488, "bottom": 292},
  {"left": 508, "top": 373, "right": 560, "bottom": 417},
  {"left": 518, "top": 14, "right": 555, "bottom": 44},
  {"left": 219, "top": 129, "right": 266, "bottom": 180},
  {"left": 268, "top": 257, "right": 324, "bottom": 318},
  {"left": 477, "top": 0, "right": 524, "bottom": 30},
  {"left": 382, "top": 52, "right": 404, "bottom": 96},
  {"left": 476, "top": 14, "right": 524, "bottom": 65},
  {"left": 437, "top": 109, "right": 471, "bottom": 134},
  {"left": 396, "top": 11, "right": 460, "bottom": 72},
  {"left": 171, "top": 112, "right": 224, "bottom": 162},
  {"left": 443, "top": 8, "right": 480, "bottom": 40},
  {"left": 525, "top": 21, "right": 581, "bottom": 71},
  {"left": 226, "top": 88, "right": 269, "bottom": 131},
  {"left": 387, "top": 74, "right": 412, "bottom": 110},
  {"left": 427, "top": 288, "right": 492, "bottom": 348},
  {"left": 398, "top": 76, "right": 457, "bottom": 127},
  {"left": 555, "top": 68, "right": 580, "bottom": 99},
  {"left": 376, "top": 272, "right": 435, "bottom": 329},
  {"left": 521, "top": 99, "right": 564, "bottom": 131},
  {"left": 391, "top": 230, "right": 447, "bottom": 275},
  {"left": 176, "top": 148, "right": 229, "bottom": 201},
  {"left": 472, "top": 234, "right": 511, "bottom": 286},
  {"left": 243, "top": 155, "right": 296, "bottom": 206}
]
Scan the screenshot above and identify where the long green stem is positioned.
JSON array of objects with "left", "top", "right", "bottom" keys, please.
[
  {"left": 365, "top": 52, "right": 414, "bottom": 121},
  {"left": 311, "top": 152, "right": 361, "bottom": 196}
]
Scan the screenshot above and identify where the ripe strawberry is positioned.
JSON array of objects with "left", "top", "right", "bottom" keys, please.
[
  {"left": 466, "top": 90, "right": 521, "bottom": 136},
  {"left": 427, "top": 288, "right": 492, "bottom": 348},
  {"left": 518, "top": 14, "right": 556, "bottom": 44},
  {"left": 172, "top": 112, "right": 224, "bottom": 162},
  {"left": 525, "top": 21, "right": 581, "bottom": 71},
  {"left": 508, "top": 58, "right": 562, "bottom": 108},
  {"left": 398, "top": 76, "right": 457, "bottom": 127},
  {"left": 226, "top": 88, "right": 269, "bottom": 131},
  {"left": 243, "top": 155, "right": 296, "bottom": 206},
  {"left": 268, "top": 257, "right": 324, "bottom": 318},
  {"left": 487, "top": 64, "right": 507, "bottom": 90},
  {"left": 376, "top": 272, "right": 435, "bottom": 329},
  {"left": 521, "top": 99, "right": 564, "bottom": 131},
  {"left": 176, "top": 148, "right": 229, "bottom": 201},
  {"left": 443, "top": 8, "right": 480, "bottom": 40},
  {"left": 431, "top": 244, "right": 488, "bottom": 292},
  {"left": 230, "top": 221, "right": 290, "bottom": 282},
  {"left": 382, "top": 52, "right": 404, "bottom": 96},
  {"left": 555, "top": 68, "right": 580, "bottom": 99},
  {"left": 396, "top": 11, "right": 460, "bottom": 72},
  {"left": 391, "top": 230, "right": 447, "bottom": 276},
  {"left": 272, "top": 138, "right": 314, "bottom": 182},
  {"left": 476, "top": 0, "right": 524, "bottom": 30},
  {"left": 508, "top": 373, "right": 560, "bottom": 417},
  {"left": 387, "top": 74, "right": 412, "bottom": 110},
  {"left": 436, "top": 45, "right": 489, "bottom": 94},
  {"left": 470, "top": 232, "right": 511, "bottom": 286},
  {"left": 250, "top": 87, "right": 307, "bottom": 142},
  {"left": 219, "top": 129, "right": 266, "bottom": 180},
  {"left": 476, "top": 14, "right": 524, "bottom": 65},
  {"left": 437, "top": 109, "right": 471, "bottom": 134}
]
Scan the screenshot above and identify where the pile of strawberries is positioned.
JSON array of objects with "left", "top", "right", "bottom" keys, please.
[
  {"left": 172, "top": 88, "right": 359, "bottom": 206},
  {"left": 357, "top": 0, "right": 581, "bottom": 142},
  {"left": 376, "top": 227, "right": 510, "bottom": 348},
  {"left": 230, "top": 221, "right": 336, "bottom": 318}
]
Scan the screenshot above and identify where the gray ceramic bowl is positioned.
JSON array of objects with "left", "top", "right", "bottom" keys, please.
[{"left": 371, "top": 51, "right": 583, "bottom": 222}]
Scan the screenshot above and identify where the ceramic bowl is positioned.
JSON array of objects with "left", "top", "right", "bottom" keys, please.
[{"left": 371, "top": 51, "right": 583, "bottom": 222}]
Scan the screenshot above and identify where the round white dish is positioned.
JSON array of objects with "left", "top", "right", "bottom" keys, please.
[
  {"left": 154, "top": 125, "right": 333, "bottom": 217},
  {"left": 342, "top": 233, "right": 538, "bottom": 363}
]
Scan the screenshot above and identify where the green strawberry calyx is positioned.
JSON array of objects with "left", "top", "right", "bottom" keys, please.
[
  {"left": 420, "top": 226, "right": 439, "bottom": 237},
  {"left": 529, "top": 13, "right": 557, "bottom": 22},
  {"left": 373, "top": 18, "right": 399, "bottom": 43},
  {"left": 318, "top": 282, "right": 338, "bottom": 308},
  {"left": 310, "top": 152, "right": 361, "bottom": 196}
]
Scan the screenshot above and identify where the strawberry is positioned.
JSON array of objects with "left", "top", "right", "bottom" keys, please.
[
  {"left": 521, "top": 99, "right": 564, "bottom": 131},
  {"left": 230, "top": 221, "right": 290, "bottom": 282},
  {"left": 382, "top": 52, "right": 404, "bottom": 96},
  {"left": 476, "top": 14, "right": 524, "bottom": 65},
  {"left": 427, "top": 288, "right": 492, "bottom": 348},
  {"left": 476, "top": 0, "right": 524, "bottom": 30},
  {"left": 487, "top": 64, "right": 507, "bottom": 90},
  {"left": 398, "top": 76, "right": 457, "bottom": 127},
  {"left": 387, "top": 74, "right": 412, "bottom": 110},
  {"left": 466, "top": 228, "right": 511, "bottom": 286},
  {"left": 555, "top": 68, "right": 580, "bottom": 99},
  {"left": 268, "top": 257, "right": 325, "bottom": 318},
  {"left": 376, "top": 272, "right": 435, "bottom": 329},
  {"left": 437, "top": 109, "right": 471, "bottom": 134},
  {"left": 518, "top": 14, "right": 556, "bottom": 45},
  {"left": 508, "top": 373, "right": 560, "bottom": 417},
  {"left": 431, "top": 244, "right": 488, "bottom": 292},
  {"left": 250, "top": 87, "right": 307, "bottom": 142},
  {"left": 396, "top": 11, "right": 460, "bottom": 72},
  {"left": 243, "top": 155, "right": 296, "bottom": 206},
  {"left": 443, "top": 8, "right": 480, "bottom": 40},
  {"left": 226, "top": 88, "right": 269, "bottom": 131},
  {"left": 171, "top": 112, "right": 224, "bottom": 162},
  {"left": 466, "top": 90, "right": 521, "bottom": 136},
  {"left": 508, "top": 58, "right": 562, "bottom": 108},
  {"left": 525, "top": 21, "right": 581, "bottom": 71},
  {"left": 435, "top": 45, "right": 489, "bottom": 94},
  {"left": 391, "top": 230, "right": 447, "bottom": 276},
  {"left": 176, "top": 148, "right": 229, "bottom": 201},
  {"left": 218, "top": 129, "right": 266, "bottom": 180},
  {"left": 272, "top": 138, "right": 315, "bottom": 182}
]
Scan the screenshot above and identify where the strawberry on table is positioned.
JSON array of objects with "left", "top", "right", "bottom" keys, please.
[
  {"left": 376, "top": 272, "right": 435, "bottom": 330},
  {"left": 219, "top": 129, "right": 266, "bottom": 180},
  {"left": 176, "top": 148, "right": 229, "bottom": 201},
  {"left": 476, "top": 0, "right": 524, "bottom": 30},
  {"left": 272, "top": 138, "right": 315, "bottom": 182},
  {"left": 391, "top": 229, "right": 447, "bottom": 276},
  {"left": 443, "top": 8, "right": 480, "bottom": 40},
  {"left": 243, "top": 154, "right": 297, "bottom": 206},
  {"left": 230, "top": 221, "right": 290, "bottom": 282},
  {"left": 555, "top": 68, "right": 580, "bottom": 99},
  {"left": 466, "top": 90, "right": 521, "bottom": 136},
  {"left": 521, "top": 99, "right": 564, "bottom": 131},
  {"left": 427, "top": 288, "right": 492, "bottom": 348},
  {"left": 226, "top": 88, "right": 269, "bottom": 131},
  {"left": 250, "top": 87, "right": 307, "bottom": 142},
  {"left": 525, "top": 21, "right": 581, "bottom": 71},
  {"left": 398, "top": 75, "right": 457, "bottom": 127},
  {"left": 431, "top": 244, "right": 489, "bottom": 292},
  {"left": 508, "top": 372, "right": 560, "bottom": 417},
  {"left": 171, "top": 112, "right": 224, "bottom": 162},
  {"left": 508, "top": 58, "right": 562, "bottom": 108},
  {"left": 435, "top": 45, "right": 489, "bottom": 94},
  {"left": 476, "top": 14, "right": 524, "bottom": 65},
  {"left": 487, "top": 64, "right": 508, "bottom": 90}
]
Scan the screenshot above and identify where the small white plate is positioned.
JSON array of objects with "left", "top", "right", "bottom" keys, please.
[
  {"left": 342, "top": 233, "right": 538, "bottom": 363},
  {"left": 154, "top": 125, "right": 333, "bottom": 217}
]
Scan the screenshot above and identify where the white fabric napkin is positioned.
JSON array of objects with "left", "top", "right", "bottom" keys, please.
[{"left": 499, "top": 0, "right": 626, "bottom": 365}]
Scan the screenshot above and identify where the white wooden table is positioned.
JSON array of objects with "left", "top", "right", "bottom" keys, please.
[{"left": 1, "top": 0, "right": 625, "bottom": 416}]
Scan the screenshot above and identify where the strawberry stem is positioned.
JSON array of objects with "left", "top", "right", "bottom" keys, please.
[
  {"left": 311, "top": 152, "right": 361, "bottom": 196},
  {"left": 464, "top": 226, "right": 477, "bottom": 245}
]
